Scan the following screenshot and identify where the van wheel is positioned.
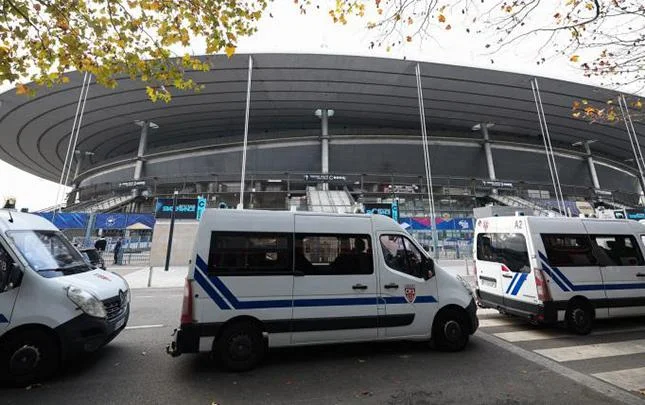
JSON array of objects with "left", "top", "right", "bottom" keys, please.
[
  {"left": 215, "top": 322, "right": 265, "bottom": 372},
  {"left": 433, "top": 309, "right": 469, "bottom": 352},
  {"left": 566, "top": 301, "right": 594, "bottom": 335},
  {"left": 0, "top": 329, "right": 59, "bottom": 386}
]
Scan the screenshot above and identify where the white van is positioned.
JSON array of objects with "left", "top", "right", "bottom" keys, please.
[
  {"left": 167, "top": 209, "right": 477, "bottom": 370},
  {"left": 0, "top": 209, "right": 130, "bottom": 385},
  {"left": 474, "top": 215, "right": 645, "bottom": 334}
]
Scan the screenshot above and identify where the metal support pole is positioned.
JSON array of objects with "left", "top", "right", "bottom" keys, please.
[
  {"left": 618, "top": 95, "right": 645, "bottom": 203},
  {"left": 531, "top": 78, "right": 566, "bottom": 216},
  {"left": 164, "top": 191, "right": 178, "bottom": 271},
  {"left": 415, "top": 63, "right": 438, "bottom": 258},
  {"left": 238, "top": 55, "right": 253, "bottom": 209}
]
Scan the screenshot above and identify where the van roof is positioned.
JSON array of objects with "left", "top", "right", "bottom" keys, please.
[
  {"left": 0, "top": 209, "right": 58, "bottom": 233},
  {"left": 476, "top": 215, "right": 645, "bottom": 232},
  {"left": 200, "top": 209, "right": 403, "bottom": 232}
]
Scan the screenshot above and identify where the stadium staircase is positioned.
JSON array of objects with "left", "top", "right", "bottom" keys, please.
[
  {"left": 488, "top": 194, "right": 559, "bottom": 217},
  {"left": 307, "top": 186, "right": 355, "bottom": 213}
]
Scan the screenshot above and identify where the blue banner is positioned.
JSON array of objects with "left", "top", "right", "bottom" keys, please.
[
  {"left": 37, "top": 213, "right": 88, "bottom": 229},
  {"left": 38, "top": 212, "right": 155, "bottom": 230}
]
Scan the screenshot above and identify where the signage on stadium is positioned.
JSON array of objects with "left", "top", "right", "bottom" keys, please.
[
  {"left": 481, "top": 180, "right": 513, "bottom": 189},
  {"left": 303, "top": 174, "right": 347, "bottom": 183}
]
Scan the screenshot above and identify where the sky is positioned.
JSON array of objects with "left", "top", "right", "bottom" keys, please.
[{"left": 0, "top": 1, "right": 622, "bottom": 211}]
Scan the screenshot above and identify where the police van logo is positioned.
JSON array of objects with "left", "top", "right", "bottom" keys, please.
[{"left": 404, "top": 286, "right": 416, "bottom": 303}]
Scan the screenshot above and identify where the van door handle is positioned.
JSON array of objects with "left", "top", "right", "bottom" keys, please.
[
  {"left": 384, "top": 283, "right": 399, "bottom": 289},
  {"left": 637, "top": 273, "right": 645, "bottom": 277},
  {"left": 352, "top": 284, "right": 368, "bottom": 290},
  {"left": 502, "top": 274, "right": 513, "bottom": 279}
]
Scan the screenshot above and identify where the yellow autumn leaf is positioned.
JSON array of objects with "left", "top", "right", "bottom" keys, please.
[
  {"left": 225, "top": 45, "right": 236, "bottom": 58},
  {"left": 585, "top": 2, "right": 594, "bottom": 10},
  {"left": 438, "top": 14, "right": 446, "bottom": 23},
  {"left": 570, "top": 55, "right": 580, "bottom": 62},
  {"left": 16, "top": 84, "right": 29, "bottom": 95}
]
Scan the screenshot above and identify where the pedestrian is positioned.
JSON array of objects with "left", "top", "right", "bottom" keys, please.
[
  {"left": 94, "top": 236, "right": 107, "bottom": 252},
  {"left": 114, "top": 238, "right": 122, "bottom": 265}
]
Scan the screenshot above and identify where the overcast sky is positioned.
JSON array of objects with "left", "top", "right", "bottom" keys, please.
[{"left": 0, "top": 2, "right": 617, "bottom": 211}]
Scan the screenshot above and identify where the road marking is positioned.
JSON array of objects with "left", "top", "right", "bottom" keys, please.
[
  {"left": 495, "top": 329, "right": 568, "bottom": 342},
  {"left": 593, "top": 367, "right": 645, "bottom": 393},
  {"left": 476, "top": 331, "right": 645, "bottom": 405},
  {"left": 478, "top": 318, "right": 523, "bottom": 328},
  {"left": 534, "top": 339, "right": 645, "bottom": 362},
  {"left": 125, "top": 324, "right": 165, "bottom": 330},
  {"left": 496, "top": 326, "right": 645, "bottom": 342},
  {"left": 476, "top": 308, "right": 500, "bottom": 316}
]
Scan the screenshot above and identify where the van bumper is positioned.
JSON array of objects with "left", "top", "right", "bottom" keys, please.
[
  {"left": 476, "top": 289, "right": 560, "bottom": 324},
  {"left": 55, "top": 305, "right": 129, "bottom": 360},
  {"left": 166, "top": 323, "right": 205, "bottom": 356},
  {"left": 466, "top": 299, "right": 479, "bottom": 334}
]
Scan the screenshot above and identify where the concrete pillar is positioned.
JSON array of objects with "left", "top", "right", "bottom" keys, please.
[
  {"left": 584, "top": 142, "right": 601, "bottom": 190},
  {"left": 133, "top": 122, "right": 150, "bottom": 181},
  {"left": 481, "top": 124, "right": 497, "bottom": 181}
]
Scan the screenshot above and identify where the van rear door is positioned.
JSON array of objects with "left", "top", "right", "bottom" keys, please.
[
  {"left": 475, "top": 219, "right": 505, "bottom": 308},
  {"left": 292, "top": 215, "right": 378, "bottom": 344}
]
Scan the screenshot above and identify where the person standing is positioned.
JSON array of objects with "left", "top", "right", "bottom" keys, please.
[
  {"left": 114, "top": 238, "right": 122, "bottom": 265},
  {"left": 94, "top": 236, "right": 107, "bottom": 252}
]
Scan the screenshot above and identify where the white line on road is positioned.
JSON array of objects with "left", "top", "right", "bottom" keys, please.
[
  {"left": 479, "top": 318, "right": 524, "bottom": 328},
  {"left": 495, "top": 326, "right": 645, "bottom": 343},
  {"left": 124, "top": 324, "right": 165, "bottom": 330},
  {"left": 593, "top": 367, "right": 645, "bottom": 393},
  {"left": 534, "top": 339, "right": 645, "bottom": 362},
  {"left": 476, "top": 331, "right": 645, "bottom": 405}
]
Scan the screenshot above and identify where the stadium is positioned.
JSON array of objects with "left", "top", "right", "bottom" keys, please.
[{"left": 1, "top": 53, "right": 644, "bottom": 250}]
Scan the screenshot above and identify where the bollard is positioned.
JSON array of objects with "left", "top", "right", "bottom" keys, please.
[
  {"left": 465, "top": 257, "right": 469, "bottom": 276},
  {"left": 147, "top": 266, "right": 153, "bottom": 288}
]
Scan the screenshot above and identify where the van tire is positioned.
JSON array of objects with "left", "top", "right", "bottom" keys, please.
[
  {"left": 433, "top": 309, "right": 469, "bottom": 352},
  {"left": 0, "top": 328, "right": 60, "bottom": 386},
  {"left": 566, "top": 300, "right": 594, "bottom": 335},
  {"left": 215, "top": 322, "right": 265, "bottom": 372}
]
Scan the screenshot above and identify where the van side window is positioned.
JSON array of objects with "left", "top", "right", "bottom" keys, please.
[
  {"left": 591, "top": 235, "right": 645, "bottom": 266},
  {"left": 295, "top": 234, "right": 373, "bottom": 275},
  {"left": 379, "top": 235, "right": 426, "bottom": 278},
  {"left": 207, "top": 232, "right": 292, "bottom": 275},
  {"left": 476, "top": 233, "right": 530, "bottom": 273},
  {"left": 541, "top": 234, "right": 596, "bottom": 267}
]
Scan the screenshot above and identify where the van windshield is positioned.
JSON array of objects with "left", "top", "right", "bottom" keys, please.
[{"left": 7, "top": 230, "right": 92, "bottom": 278}]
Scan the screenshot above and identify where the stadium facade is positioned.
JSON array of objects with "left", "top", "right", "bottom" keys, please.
[{"left": 1, "top": 53, "right": 643, "bottom": 225}]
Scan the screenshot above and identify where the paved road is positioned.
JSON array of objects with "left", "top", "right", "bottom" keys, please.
[{"left": 2, "top": 289, "right": 644, "bottom": 405}]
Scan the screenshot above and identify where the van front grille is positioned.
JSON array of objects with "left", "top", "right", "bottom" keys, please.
[{"left": 103, "top": 295, "right": 126, "bottom": 321}]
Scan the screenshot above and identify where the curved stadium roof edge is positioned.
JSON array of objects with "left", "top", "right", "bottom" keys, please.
[{"left": 0, "top": 52, "right": 641, "bottom": 183}]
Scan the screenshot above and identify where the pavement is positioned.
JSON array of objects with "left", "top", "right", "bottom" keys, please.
[
  {"left": 109, "top": 259, "right": 475, "bottom": 290},
  {"left": 3, "top": 288, "right": 644, "bottom": 405}
]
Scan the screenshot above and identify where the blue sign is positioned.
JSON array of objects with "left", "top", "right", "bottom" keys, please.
[
  {"left": 391, "top": 200, "right": 399, "bottom": 222},
  {"left": 364, "top": 203, "right": 394, "bottom": 218},
  {"left": 155, "top": 198, "right": 200, "bottom": 219},
  {"left": 196, "top": 197, "right": 207, "bottom": 220}
]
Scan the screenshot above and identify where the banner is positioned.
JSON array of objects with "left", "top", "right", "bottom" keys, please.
[
  {"left": 399, "top": 217, "right": 474, "bottom": 231},
  {"left": 364, "top": 203, "right": 394, "bottom": 218},
  {"left": 37, "top": 213, "right": 88, "bottom": 229}
]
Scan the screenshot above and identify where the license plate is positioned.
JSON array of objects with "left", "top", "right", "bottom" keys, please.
[
  {"left": 481, "top": 279, "right": 496, "bottom": 288},
  {"left": 114, "top": 317, "right": 126, "bottom": 331}
]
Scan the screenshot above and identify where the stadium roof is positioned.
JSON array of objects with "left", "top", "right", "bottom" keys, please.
[{"left": 0, "top": 53, "right": 641, "bottom": 182}]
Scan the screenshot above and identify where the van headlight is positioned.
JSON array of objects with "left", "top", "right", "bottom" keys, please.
[
  {"left": 66, "top": 286, "right": 107, "bottom": 318},
  {"left": 456, "top": 275, "right": 475, "bottom": 298}
]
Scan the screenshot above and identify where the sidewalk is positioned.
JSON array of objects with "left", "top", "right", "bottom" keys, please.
[{"left": 116, "top": 259, "right": 475, "bottom": 290}]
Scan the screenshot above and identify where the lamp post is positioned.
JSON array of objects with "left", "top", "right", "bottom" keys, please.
[{"left": 164, "top": 190, "right": 178, "bottom": 271}]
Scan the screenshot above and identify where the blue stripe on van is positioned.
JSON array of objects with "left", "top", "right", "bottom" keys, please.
[
  {"left": 194, "top": 267, "right": 231, "bottom": 310},
  {"left": 538, "top": 251, "right": 645, "bottom": 291},
  {"left": 194, "top": 255, "right": 438, "bottom": 309},
  {"left": 510, "top": 273, "right": 528, "bottom": 296},
  {"left": 0, "top": 314, "right": 8, "bottom": 323},
  {"left": 505, "top": 273, "right": 519, "bottom": 294},
  {"left": 540, "top": 263, "right": 570, "bottom": 292}
]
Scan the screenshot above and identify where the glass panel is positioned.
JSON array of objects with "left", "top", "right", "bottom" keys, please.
[{"left": 541, "top": 234, "right": 596, "bottom": 267}]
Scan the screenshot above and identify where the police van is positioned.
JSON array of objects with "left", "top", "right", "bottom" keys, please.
[
  {"left": 167, "top": 209, "right": 477, "bottom": 370},
  {"left": 0, "top": 209, "right": 130, "bottom": 384},
  {"left": 475, "top": 215, "right": 645, "bottom": 334}
]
